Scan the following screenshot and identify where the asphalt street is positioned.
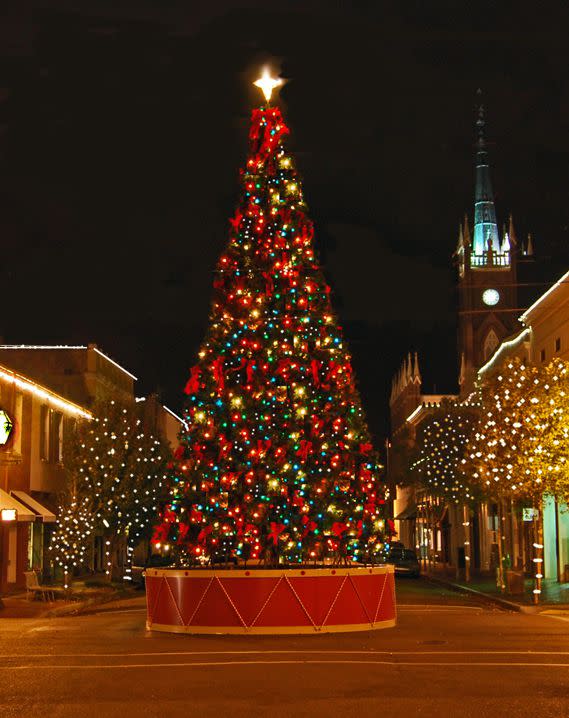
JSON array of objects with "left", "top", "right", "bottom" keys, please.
[{"left": 1, "top": 578, "right": 568, "bottom": 718}]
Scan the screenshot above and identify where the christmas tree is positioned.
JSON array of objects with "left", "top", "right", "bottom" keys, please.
[{"left": 153, "top": 70, "right": 387, "bottom": 566}]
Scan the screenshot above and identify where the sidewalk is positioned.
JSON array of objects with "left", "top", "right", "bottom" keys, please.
[
  {"left": 0, "top": 583, "right": 140, "bottom": 619},
  {"left": 424, "top": 566, "right": 569, "bottom": 614}
]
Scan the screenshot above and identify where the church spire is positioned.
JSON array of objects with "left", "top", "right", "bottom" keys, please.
[{"left": 472, "top": 91, "right": 500, "bottom": 264}]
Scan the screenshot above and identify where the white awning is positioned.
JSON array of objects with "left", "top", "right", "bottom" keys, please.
[
  {"left": 11, "top": 491, "right": 56, "bottom": 523},
  {"left": 0, "top": 488, "right": 35, "bottom": 522}
]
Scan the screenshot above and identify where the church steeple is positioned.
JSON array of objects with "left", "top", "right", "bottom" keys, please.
[{"left": 472, "top": 93, "right": 501, "bottom": 266}]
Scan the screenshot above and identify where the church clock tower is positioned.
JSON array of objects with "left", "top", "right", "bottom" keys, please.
[{"left": 456, "top": 99, "right": 518, "bottom": 395}]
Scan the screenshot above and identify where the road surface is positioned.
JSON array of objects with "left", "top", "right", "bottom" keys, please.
[{"left": 1, "top": 578, "right": 568, "bottom": 717}]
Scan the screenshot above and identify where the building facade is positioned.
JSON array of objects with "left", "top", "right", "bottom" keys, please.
[
  {"left": 0, "top": 364, "right": 91, "bottom": 592},
  {"left": 0, "top": 345, "right": 183, "bottom": 591}
]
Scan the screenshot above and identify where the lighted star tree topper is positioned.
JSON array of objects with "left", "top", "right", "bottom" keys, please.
[{"left": 152, "top": 69, "right": 388, "bottom": 566}]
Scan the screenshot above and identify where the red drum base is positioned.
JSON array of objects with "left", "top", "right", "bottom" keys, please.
[{"left": 145, "top": 565, "right": 396, "bottom": 635}]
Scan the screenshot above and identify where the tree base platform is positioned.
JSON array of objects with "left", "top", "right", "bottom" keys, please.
[{"left": 145, "top": 565, "right": 396, "bottom": 635}]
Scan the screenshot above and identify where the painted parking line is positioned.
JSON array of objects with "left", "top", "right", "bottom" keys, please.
[
  {"left": 2, "top": 649, "right": 569, "bottom": 659},
  {"left": 2, "top": 658, "right": 569, "bottom": 670}
]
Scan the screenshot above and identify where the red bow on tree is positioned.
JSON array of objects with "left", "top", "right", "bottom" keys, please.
[
  {"left": 177, "top": 523, "right": 190, "bottom": 544},
  {"left": 212, "top": 357, "right": 225, "bottom": 391},
  {"left": 152, "top": 525, "right": 169, "bottom": 545},
  {"left": 387, "top": 519, "right": 396, "bottom": 536},
  {"left": 197, "top": 526, "right": 213, "bottom": 545},
  {"left": 268, "top": 522, "right": 285, "bottom": 546},
  {"left": 246, "top": 360, "right": 255, "bottom": 385},
  {"left": 311, "top": 416, "right": 324, "bottom": 437},
  {"left": 229, "top": 209, "right": 243, "bottom": 232},
  {"left": 174, "top": 445, "right": 185, "bottom": 460},
  {"left": 310, "top": 359, "right": 321, "bottom": 387},
  {"left": 360, "top": 443, "right": 373, "bottom": 455},
  {"left": 332, "top": 522, "right": 349, "bottom": 538},
  {"left": 296, "top": 440, "right": 313, "bottom": 461},
  {"left": 301, "top": 515, "right": 317, "bottom": 538},
  {"left": 184, "top": 366, "right": 201, "bottom": 395}
]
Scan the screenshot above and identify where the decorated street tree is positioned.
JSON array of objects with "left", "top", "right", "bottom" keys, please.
[
  {"left": 410, "top": 399, "right": 480, "bottom": 578},
  {"left": 411, "top": 399, "right": 480, "bottom": 505},
  {"left": 464, "top": 358, "right": 569, "bottom": 597},
  {"left": 465, "top": 359, "right": 569, "bottom": 503},
  {"left": 51, "top": 400, "right": 170, "bottom": 581},
  {"left": 50, "top": 490, "right": 94, "bottom": 589},
  {"left": 152, "top": 71, "right": 387, "bottom": 566}
]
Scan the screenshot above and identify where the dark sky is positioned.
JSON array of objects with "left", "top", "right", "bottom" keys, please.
[{"left": 2, "top": 1, "right": 569, "bottom": 438}]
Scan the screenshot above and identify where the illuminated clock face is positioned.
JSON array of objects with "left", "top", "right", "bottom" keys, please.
[{"left": 482, "top": 288, "right": 500, "bottom": 306}]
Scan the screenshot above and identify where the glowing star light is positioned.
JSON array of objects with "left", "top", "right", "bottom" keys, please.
[{"left": 254, "top": 68, "right": 282, "bottom": 104}]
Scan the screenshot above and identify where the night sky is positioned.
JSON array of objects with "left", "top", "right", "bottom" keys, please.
[{"left": 2, "top": 1, "right": 569, "bottom": 439}]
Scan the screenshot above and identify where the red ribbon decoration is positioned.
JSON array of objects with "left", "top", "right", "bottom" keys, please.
[
  {"left": 296, "top": 440, "right": 313, "bottom": 461},
  {"left": 177, "top": 523, "right": 190, "bottom": 544},
  {"left": 332, "top": 522, "right": 349, "bottom": 538},
  {"left": 212, "top": 357, "right": 225, "bottom": 391},
  {"left": 301, "top": 515, "right": 317, "bottom": 538},
  {"left": 197, "top": 526, "right": 213, "bottom": 545},
  {"left": 229, "top": 209, "right": 243, "bottom": 232},
  {"left": 311, "top": 416, "right": 324, "bottom": 438},
  {"left": 184, "top": 366, "right": 201, "bottom": 395},
  {"left": 268, "top": 522, "right": 285, "bottom": 546},
  {"left": 218, "top": 434, "right": 232, "bottom": 461},
  {"left": 360, "top": 443, "right": 373, "bottom": 455},
  {"left": 246, "top": 360, "right": 255, "bottom": 384},
  {"left": 310, "top": 359, "right": 321, "bottom": 387},
  {"left": 387, "top": 519, "right": 396, "bottom": 536},
  {"left": 174, "top": 445, "right": 184, "bottom": 460},
  {"left": 262, "top": 271, "right": 274, "bottom": 295},
  {"left": 151, "top": 525, "right": 169, "bottom": 544}
]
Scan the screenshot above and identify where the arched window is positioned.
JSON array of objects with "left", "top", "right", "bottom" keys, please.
[{"left": 483, "top": 329, "right": 500, "bottom": 361}]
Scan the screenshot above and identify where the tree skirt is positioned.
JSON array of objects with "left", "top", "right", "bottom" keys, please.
[{"left": 145, "top": 565, "right": 396, "bottom": 635}]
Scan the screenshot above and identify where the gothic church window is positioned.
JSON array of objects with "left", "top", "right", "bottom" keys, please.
[{"left": 483, "top": 329, "right": 500, "bottom": 361}]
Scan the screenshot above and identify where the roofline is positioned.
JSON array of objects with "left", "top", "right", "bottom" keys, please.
[
  {"left": 162, "top": 405, "right": 188, "bottom": 429},
  {"left": 0, "top": 363, "right": 92, "bottom": 420},
  {"left": 0, "top": 344, "right": 87, "bottom": 349},
  {"left": 406, "top": 395, "right": 458, "bottom": 424},
  {"left": 0, "top": 344, "right": 137, "bottom": 381},
  {"left": 477, "top": 327, "right": 530, "bottom": 378},
  {"left": 519, "top": 269, "right": 569, "bottom": 325},
  {"left": 92, "top": 347, "right": 137, "bottom": 381}
]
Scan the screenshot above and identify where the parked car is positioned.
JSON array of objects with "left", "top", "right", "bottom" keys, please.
[{"left": 386, "top": 546, "right": 420, "bottom": 577}]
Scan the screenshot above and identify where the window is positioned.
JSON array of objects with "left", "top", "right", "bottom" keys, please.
[
  {"left": 49, "top": 411, "right": 63, "bottom": 463},
  {"left": 13, "top": 393, "right": 23, "bottom": 454},
  {"left": 540, "top": 348, "right": 546, "bottom": 363},
  {"left": 40, "top": 405, "right": 49, "bottom": 460},
  {"left": 40, "top": 405, "right": 64, "bottom": 463},
  {"left": 483, "top": 329, "right": 500, "bottom": 361},
  {"left": 555, "top": 337, "right": 561, "bottom": 353}
]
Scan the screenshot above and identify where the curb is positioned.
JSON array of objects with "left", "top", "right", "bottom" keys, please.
[
  {"left": 423, "top": 574, "right": 539, "bottom": 613},
  {"left": 46, "top": 588, "right": 139, "bottom": 618}
]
